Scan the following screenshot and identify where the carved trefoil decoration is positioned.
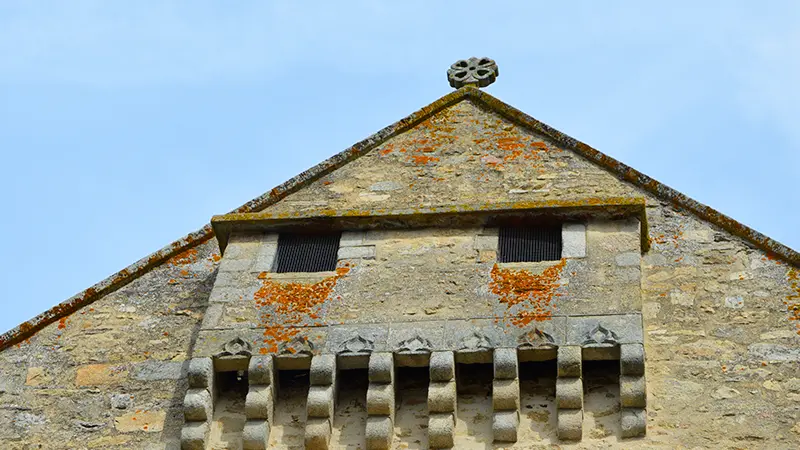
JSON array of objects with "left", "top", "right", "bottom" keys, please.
[
  {"left": 459, "top": 331, "right": 493, "bottom": 352},
  {"left": 395, "top": 335, "right": 433, "bottom": 354},
  {"left": 518, "top": 328, "right": 557, "bottom": 350},
  {"left": 280, "top": 335, "right": 315, "bottom": 356},
  {"left": 215, "top": 337, "right": 252, "bottom": 358},
  {"left": 338, "top": 334, "right": 374, "bottom": 356},
  {"left": 447, "top": 57, "right": 499, "bottom": 88},
  {"left": 582, "top": 324, "right": 619, "bottom": 347}
]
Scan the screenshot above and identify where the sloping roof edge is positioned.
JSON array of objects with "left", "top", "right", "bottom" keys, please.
[{"left": 2, "top": 86, "right": 797, "bottom": 351}]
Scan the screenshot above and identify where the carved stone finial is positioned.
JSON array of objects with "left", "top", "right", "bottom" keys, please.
[{"left": 447, "top": 57, "right": 499, "bottom": 89}]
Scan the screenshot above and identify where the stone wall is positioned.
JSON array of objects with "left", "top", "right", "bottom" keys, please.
[
  {"left": 0, "top": 240, "right": 221, "bottom": 449},
  {"left": 0, "top": 96, "right": 797, "bottom": 448}
]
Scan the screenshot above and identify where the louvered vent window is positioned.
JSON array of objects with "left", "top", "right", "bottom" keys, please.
[
  {"left": 499, "top": 225, "right": 562, "bottom": 263},
  {"left": 273, "top": 232, "right": 341, "bottom": 273}
]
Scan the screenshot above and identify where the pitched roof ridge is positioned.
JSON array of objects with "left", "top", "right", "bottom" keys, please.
[{"left": 1, "top": 86, "right": 796, "bottom": 351}]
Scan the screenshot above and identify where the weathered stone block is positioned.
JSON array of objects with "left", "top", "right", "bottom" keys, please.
[
  {"left": 557, "top": 346, "right": 582, "bottom": 378},
  {"left": 340, "top": 231, "right": 366, "bottom": 247},
  {"left": 181, "top": 421, "right": 209, "bottom": 450},
  {"left": 620, "top": 343, "right": 645, "bottom": 376},
  {"left": 187, "top": 358, "right": 213, "bottom": 389},
  {"left": 75, "top": 364, "right": 129, "bottom": 386},
  {"left": 115, "top": 409, "right": 166, "bottom": 433},
  {"left": 492, "top": 410, "right": 519, "bottom": 443},
  {"left": 110, "top": 393, "right": 132, "bottom": 410},
  {"left": 566, "top": 314, "right": 643, "bottom": 346},
  {"left": 337, "top": 245, "right": 376, "bottom": 260},
  {"left": 24, "top": 367, "right": 48, "bottom": 387},
  {"left": 304, "top": 417, "right": 332, "bottom": 450},
  {"left": 474, "top": 235, "right": 499, "bottom": 251},
  {"left": 620, "top": 408, "right": 646, "bottom": 438},
  {"left": 494, "top": 348, "right": 518, "bottom": 380},
  {"left": 248, "top": 355, "right": 274, "bottom": 386},
  {"left": 245, "top": 385, "right": 273, "bottom": 420},
  {"left": 134, "top": 360, "right": 185, "bottom": 381},
  {"left": 367, "top": 383, "right": 394, "bottom": 418},
  {"left": 557, "top": 408, "right": 583, "bottom": 441},
  {"left": 428, "top": 380, "right": 456, "bottom": 413},
  {"left": 224, "top": 235, "right": 260, "bottom": 260},
  {"left": 429, "top": 351, "right": 454, "bottom": 382},
  {"left": 242, "top": 419, "right": 270, "bottom": 450},
  {"left": 183, "top": 388, "right": 212, "bottom": 421},
  {"left": 251, "top": 241, "right": 278, "bottom": 272},
  {"left": 365, "top": 416, "right": 393, "bottom": 450},
  {"left": 310, "top": 354, "right": 336, "bottom": 386},
  {"left": 368, "top": 353, "right": 394, "bottom": 384},
  {"left": 749, "top": 343, "right": 800, "bottom": 362},
  {"left": 556, "top": 377, "right": 583, "bottom": 409},
  {"left": 208, "top": 271, "right": 244, "bottom": 290},
  {"left": 620, "top": 375, "right": 647, "bottom": 408},
  {"left": 615, "top": 251, "right": 640, "bottom": 267},
  {"left": 200, "top": 303, "right": 224, "bottom": 329},
  {"left": 493, "top": 378, "right": 520, "bottom": 411},
  {"left": 428, "top": 413, "right": 455, "bottom": 448},
  {"left": 0, "top": 368, "right": 23, "bottom": 394},
  {"left": 218, "top": 258, "right": 253, "bottom": 273},
  {"left": 562, "top": 223, "right": 586, "bottom": 258},
  {"left": 307, "top": 385, "right": 335, "bottom": 419}
]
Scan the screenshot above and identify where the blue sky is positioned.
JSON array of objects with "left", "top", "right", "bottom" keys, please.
[{"left": 1, "top": 1, "right": 799, "bottom": 333}]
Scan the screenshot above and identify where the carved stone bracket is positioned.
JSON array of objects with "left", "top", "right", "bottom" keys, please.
[
  {"left": 339, "top": 334, "right": 374, "bottom": 356},
  {"left": 518, "top": 328, "right": 557, "bottom": 350},
  {"left": 280, "top": 335, "right": 315, "bottom": 357},
  {"left": 215, "top": 337, "right": 252, "bottom": 358},
  {"left": 395, "top": 335, "right": 432, "bottom": 354},
  {"left": 459, "top": 331, "right": 492, "bottom": 352},
  {"left": 582, "top": 324, "right": 619, "bottom": 347},
  {"left": 214, "top": 337, "right": 252, "bottom": 372}
]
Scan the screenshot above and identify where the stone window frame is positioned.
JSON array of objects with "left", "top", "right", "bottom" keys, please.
[{"left": 475, "top": 222, "right": 587, "bottom": 262}]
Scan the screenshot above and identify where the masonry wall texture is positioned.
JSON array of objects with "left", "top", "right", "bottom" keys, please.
[{"left": 0, "top": 95, "right": 798, "bottom": 449}]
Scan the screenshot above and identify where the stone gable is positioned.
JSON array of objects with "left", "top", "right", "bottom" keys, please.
[
  {"left": 0, "top": 86, "right": 798, "bottom": 449},
  {"left": 261, "top": 99, "right": 640, "bottom": 216}
]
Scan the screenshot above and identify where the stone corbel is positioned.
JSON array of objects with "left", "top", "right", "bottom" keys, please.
[
  {"left": 181, "top": 358, "right": 215, "bottom": 450},
  {"left": 365, "top": 352, "right": 394, "bottom": 450},
  {"left": 492, "top": 348, "right": 520, "bottom": 443}
]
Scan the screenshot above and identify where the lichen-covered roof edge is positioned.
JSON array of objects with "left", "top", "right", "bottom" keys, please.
[{"left": 1, "top": 85, "right": 797, "bottom": 351}]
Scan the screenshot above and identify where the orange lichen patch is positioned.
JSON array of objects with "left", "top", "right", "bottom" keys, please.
[
  {"left": 476, "top": 120, "right": 553, "bottom": 171},
  {"left": 166, "top": 248, "right": 198, "bottom": 266},
  {"left": 378, "top": 143, "right": 395, "bottom": 156},
  {"left": 254, "top": 266, "right": 351, "bottom": 352},
  {"left": 208, "top": 253, "right": 222, "bottom": 263},
  {"left": 411, "top": 155, "right": 439, "bottom": 165},
  {"left": 490, "top": 260, "right": 567, "bottom": 326},
  {"left": 496, "top": 137, "right": 525, "bottom": 151},
  {"left": 786, "top": 268, "right": 800, "bottom": 334},
  {"left": 57, "top": 317, "right": 68, "bottom": 330}
]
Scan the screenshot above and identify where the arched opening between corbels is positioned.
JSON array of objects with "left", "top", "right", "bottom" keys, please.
[{"left": 554, "top": 323, "right": 647, "bottom": 443}]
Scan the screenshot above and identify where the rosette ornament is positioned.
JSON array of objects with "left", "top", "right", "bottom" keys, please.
[{"left": 447, "top": 57, "right": 499, "bottom": 88}]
